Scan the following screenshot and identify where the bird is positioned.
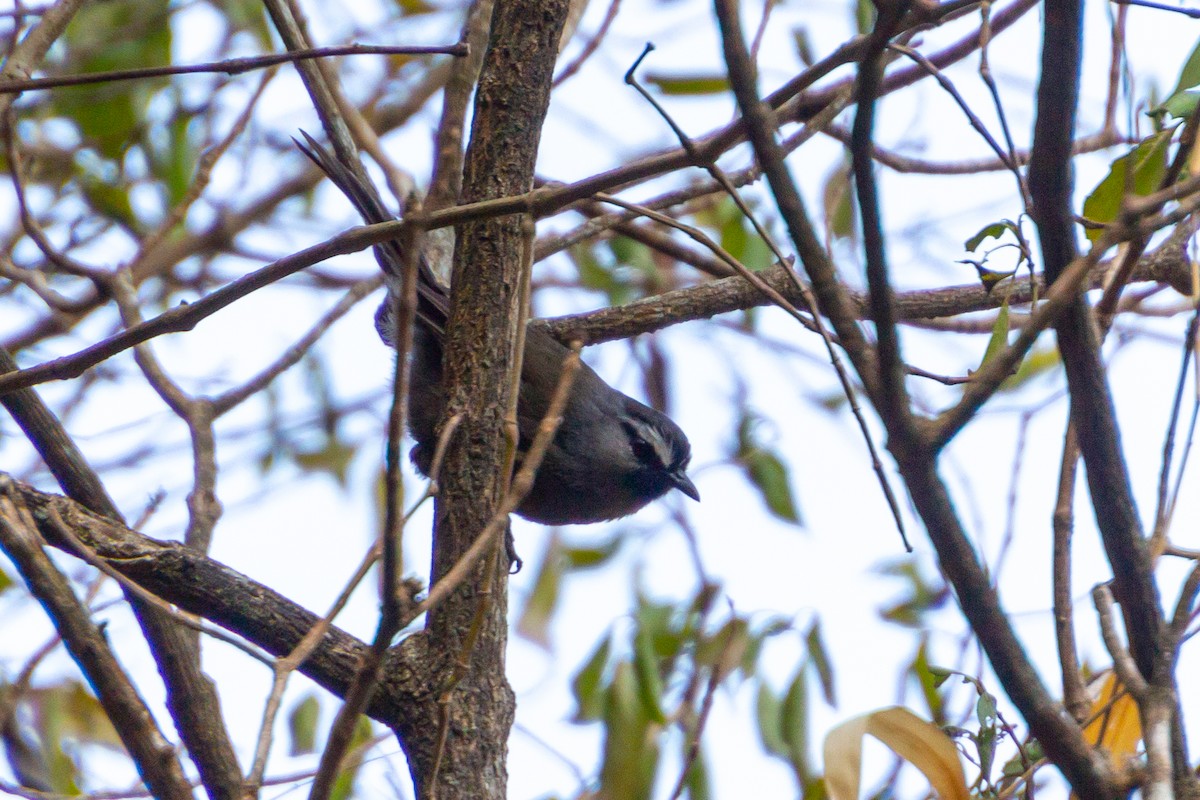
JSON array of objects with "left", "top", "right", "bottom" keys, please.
[{"left": 296, "top": 133, "right": 699, "bottom": 525}]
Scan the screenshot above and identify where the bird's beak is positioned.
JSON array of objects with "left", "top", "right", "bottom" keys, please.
[{"left": 672, "top": 471, "right": 700, "bottom": 502}]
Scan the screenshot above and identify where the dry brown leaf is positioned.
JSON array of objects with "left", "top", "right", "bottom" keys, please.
[{"left": 824, "top": 706, "right": 968, "bottom": 800}]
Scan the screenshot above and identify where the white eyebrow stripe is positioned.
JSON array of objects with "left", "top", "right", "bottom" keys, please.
[{"left": 647, "top": 426, "right": 673, "bottom": 469}]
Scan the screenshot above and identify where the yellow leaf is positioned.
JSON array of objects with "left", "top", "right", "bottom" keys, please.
[
  {"left": 824, "top": 706, "right": 968, "bottom": 800},
  {"left": 1083, "top": 672, "right": 1142, "bottom": 771}
]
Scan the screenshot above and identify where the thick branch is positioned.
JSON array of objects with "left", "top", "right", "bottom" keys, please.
[
  {"left": 895, "top": 455, "right": 1120, "bottom": 797},
  {"left": 0, "top": 346, "right": 242, "bottom": 797},
  {"left": 0, "top": 475, "right": 445, "bottom": 731},
  {"left": 1028, "top": 0, "right": 1162, "bottom": 678},
  {"left": 0, "top": 486, "right": 193, "bottom": 800},
  {"left": 2, "top": 219, "right": 1190, "bottom": 399},
  {"left": 421, "top": 1, "right": 570, "bottom": 798}
]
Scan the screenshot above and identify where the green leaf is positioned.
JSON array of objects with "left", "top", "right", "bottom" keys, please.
[
  {"left": 854, "top": 0, "right": 875, "bottom": 34},
  {"left": 1159, "top": 91, "right": 1200, "bottom": 121},
  {"left": 793, "top": 26, "right": 815, "bottom": 67},
  {"left": 1081, "top": 129, "right": 1174, "bottom": 243},
  {"left": 609, "top": 235, "right": 655, "bottom": 275},
  {"left": 395, "top": 0, "right": 439, "bottom": 13},
  {"left": 636, "top": 595, "right": 685, "bottom": 661},
  {"left": 781, "top": 667, "right": 812, "bottom": 781},
  {"left": 805, "top": 621, "right": 836, "bottom": 707},
  {"left": 736, "top": 414, "right": 803, "bottom": 525},
  {"left": 220, "top": 0, "right": 273, "bottom": 46},
  {"left": 822, "top": 160, "right": 856, "bottom": 243},
  {"left": 572, "top": 635, "right": 612, "bottom": 722},
  {"left": 749, "top": 448, "right": 800, "bottom": 523},
  {"left": 293, "top": 437, "right": 357, "bottom": 487},
  {"left": 976, "top": 692, "right": 998, "bottom": 726},
  {"left": 802, "top": 778, "right": 830, "bottom": 800},
  {"left": 1170, "top": 38, "right": 1200, "bottom": 98},
  {"left": 600, "top": 663, "right": 660, "bottom": 800},
  {"left": 927, "top": 666, "right": 954, "bottom": 689},
  {"left": 54, "top": 0, "right": 172, "bottom": 159},
  {"left": 633, "top": 628, "right": 668, "bottom": 724},
  {"left": 32, "top": 681, "right": 134, "bottom": 793},
  {"left": 148, "top": 101, "right": 198, "bottom": 207},
  {"left": 964, "top": 221, "right": 1012, "bottom": 252},
  {"left": 757, "top": 682, "right": 788, "bottom": 756},
  {"left": 1000, "top": 345, "right": 1061, "bottom": 391},
  {"left": 288, "top": 693, "right": 320, "bottom": 756},
  {"left": 330, "top": 715, "right": 374, "bottom": 800},
  {"left": 0, "top": 685, "right": 51, "bottom": 793},
  {"left": 695, "top": 618, "right": 750, "bottom": 683},
  {"left": 571, "top": 240, "right": 609, "bottom": 286},
  {"left": 741, "top": 616, "right": 792, "bottom": 678},
  {"left": 718, "top": 204, "right": 748, "bottom": 266},
  {"left": 562, "top": 534, "right": 622, "bottom": 570},
  {"left": 718, "top": 201, "right": 772, "bottom": 269},
  {"left": 975, "top": 724, "right": 998, "bottom": 786},
  {"left": 517, "top": 533, "right": 564, "bottom": 648},
  {"left": 814, "top": 389, "right": 850, "bottom": 412},
  {"left": 39, "top": 703, "right": 79, "bottom": 795},
  {"left": 877, "top": 558, "right": 950, "bottom": 627},
  {"left": 574, "top": 239, "right": 638, "bottom": 306},
  {"left": 911, "top": 640, "right": 947, "bottom": 725},
  {"left": 1001, "top": 750, "right": 1029, "bottom": 778},
  {"left": 644, "top": 73, "right": 730, "bottom": 95},
  {"left": 694, "top": 196, "right": 772, "bottom": 269},
  {"left": 35, "top": 681, "right": 121, "bottom": 749},
  {"left": 978, "top": 300, "right": 1011, "bottom": 370},
  {"left": 78, "top": 172, "right": 138, "bottom": 230},
  {"left": 0, "top": 566, "right": 12, "bottom": 594}
]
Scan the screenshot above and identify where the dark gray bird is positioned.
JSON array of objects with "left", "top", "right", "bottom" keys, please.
[{"left": 297, "top": 134, "right": 698, "bottom": 525}]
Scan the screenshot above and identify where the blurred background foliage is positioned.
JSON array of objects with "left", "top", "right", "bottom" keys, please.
[{"left": 0, "top": 0, "right": 1196, "bottom": 796}]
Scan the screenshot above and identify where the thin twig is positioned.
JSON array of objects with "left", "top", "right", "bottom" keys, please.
[
  {"left": 1150, "top": 311, "right": 1199, "bottom": 552},
  {"left": 667, "top": 608, "right": 737, "bottom": 800},
  {"left": 244, "top": 526, "right": 399, "bottom": 793},
  {"left": 426, "top": 0, "right": 491, "bottom": 212},
  {"left": 135, "top": 68, "right": 273, "bottom": 262},
  {"left": 1093, "top": 584, "right": 1148, "bottom": 697},
  {"left": 842, "top": 0, "right": 915, "bottom": 546},
  {"left": 213, "top": 276, "right": 382, "bottom": 414},
  {"left": 0, "top": 43, "right": 467, "bottom": 94},
  {"left": 1110, "top": 0, "right": 1200, "bottom": 16},
  {"left": 1053, "top": 425, "right": 1089, "bottom": 720},
  {"left": 47, "top": 505, "right": 273, "bottom": 664},
  {"left": 0, "top": 223, "right": 401, "bottom": 395},
  {"left": 3, "top": 108, "right": 102, "bottom": 278},
  {"left": 628, "top": 36, "right": 908, "bottom": 548}
]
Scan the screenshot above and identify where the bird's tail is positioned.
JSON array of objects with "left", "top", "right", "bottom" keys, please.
[{"left": 294, "top": 131, "right": 447, "bottom": 341}]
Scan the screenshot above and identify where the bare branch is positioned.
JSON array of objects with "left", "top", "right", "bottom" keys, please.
[
  {"left": 0, "top": 487, "right": 193, "bottom": 800},
  {"left": 1030, "top": 0, "right": 1162, "bottom": 680}
]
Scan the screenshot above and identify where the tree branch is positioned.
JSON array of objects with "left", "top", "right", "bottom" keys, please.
[
  {"left": 1029, "top": 0, "right": 1163, "bottom": 679},
  {"left": 0, "top": 485, "right": 193, "bottom": 800}
]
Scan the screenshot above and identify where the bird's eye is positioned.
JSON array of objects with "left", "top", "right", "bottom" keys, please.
[
  {"left": 630, "top": 434, "right": 658, "bottom": 465},
  {"left": 622, "top": 420, "right": 664, "bottom": 468}
]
